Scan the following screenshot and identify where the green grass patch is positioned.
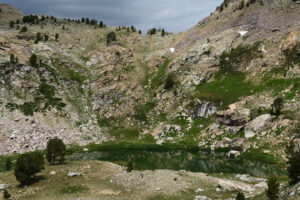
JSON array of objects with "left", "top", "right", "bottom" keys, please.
[
  {"left": 170, "top": 117, "right": 189, "bottom": 128},
  {"left": 262, "top": 78, "right": 300, "bottom": 100},
  {"left": 67, "top": 69, "right": 86, "bottom": 85},
  {"left": 50, "top": 58, "right": 87, "bottom": 85},
  {"left": 284, "top": 42, "right": 300, "bottom": 66},
  {"left": 219, "top": 42, "right": 262, "bottom": 74},
  {"left": 110, "top": 128, "right": 140, "bottom": 140},
  {"left": 141, "top": 134, "right": 156, "bottom": 143},
  {"left": 134, "top": 102, "right": 156, "bottom": 121},
  {"left": 6, "top": 82, "right": 66, "bottom": 116},
  {"left": 195, "top": 72, "right": 257, "bottom": 108},
  {"left": 97, "top": 117, "right": 110, "bottom": 127},
  {"left": 240, "top": 149, "right": 278, "bottom": 164},
  {"left": 60, "top": 185, "right": 89, "bottom": 194},
  {"left": 150, "top": 59, "right": 170, "bottom": 89}
]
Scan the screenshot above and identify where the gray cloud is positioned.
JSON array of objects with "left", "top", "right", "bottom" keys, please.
[{"left": 6, "top": 0, "right": 223, "bottom": 33}]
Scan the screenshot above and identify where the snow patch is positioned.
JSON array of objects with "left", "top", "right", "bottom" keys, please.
[{"left": 238, "top": 31, "right": 248, "bottom": 36}]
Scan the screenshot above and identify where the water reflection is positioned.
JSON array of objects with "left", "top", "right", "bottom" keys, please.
[{"left": 66, "top": 150, "right": 285, "bottom": 177}]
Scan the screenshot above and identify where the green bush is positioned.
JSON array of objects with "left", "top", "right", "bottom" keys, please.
[
  {"left": 164, "top": 73, "right": 175, "bottom": 90},
  {"left": 284, "top": 42, "right": 300, "bottom": 66},
  {"left": 39, "top": 82, "right": 56, "bottom": 99},
  {"left": 20, "top": 26, "right": 27, "bottom": 33},
  {"left": 29, "top": 54, "right": 38, "bottom": 67},
  {"left": 3, "top": 190, "right": 11, "bottom": 199},
  {"left": 236, "top": 192, "right": 245, "bottom": 200},
  {"left": 20, "top": 102, "right": 36, "bottom": 116},
  {"left": 161, "top": 29, "right": 165, "bottom": 37},
  {"left": 46, "top": 138, "right": 66, "bottom": 165},
  {"left": 239, "top": 1, "right": 245, "bottom": 10},
  {"left": 134, "top": 102, "right": 155, "bottom": 121},
  {"left": 9, "top": 21, "right": 15, "bottom": 28},
  {"left": 127, "top": 160, "right": 134, "bottom": 172},
  {"left": 14, "top": 152, "right": 45, "bottom": 185},
  {"left": 44, "top": 34, "right": 49, "bottom": 41},
  {"left": 107, "top": 31, "right": 116, "bottom": 46},
  {"left": 266, "top": 176, "right": 280, "bottom": 200},
  {"left": 35, "top": 32, "right": 42, "bottom": 44},
  {"left": 271, "top": 97, "right": 284, "bottom": 116},
  {"left": 5, "top": 158, "right": 12, "bottom": 171},
  {"left": 286, "top": 141, "right": 300, "bottom": 184},
  {"left": 99, "top": 21, "right": 104, "bottom": 28},
  {"left": 147, "top": 28, "right": 157, "bottom": 35},
  {"left": 55, "top": 33, "right": 59, "bottom": 41},
  {"left": 10, "top": 53, "right": 15, "bottom": 63}
]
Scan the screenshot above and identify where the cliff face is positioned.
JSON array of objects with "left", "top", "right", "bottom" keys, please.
[{"left": 0, "top": 0, "right": 300, "bottom": 157}]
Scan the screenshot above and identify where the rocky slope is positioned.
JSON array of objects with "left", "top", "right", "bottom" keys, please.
[{"left": 0, "top": 0, "right": 299, "bottom": 162}]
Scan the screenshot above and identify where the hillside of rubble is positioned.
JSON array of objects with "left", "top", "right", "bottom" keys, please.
[
  {"left": 0, "top": 0, "right": 299, "bottom": 163},
  {"left": 0, "top": 0, "right": 300, "bottom": 199}
]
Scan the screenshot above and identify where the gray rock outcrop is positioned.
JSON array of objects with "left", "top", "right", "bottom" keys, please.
[
  {"left": 245, "top": 114, "right": 272, "bottom": 138},
  {"left": 189, "top": 102, "right": 217, "bottom": 119}
]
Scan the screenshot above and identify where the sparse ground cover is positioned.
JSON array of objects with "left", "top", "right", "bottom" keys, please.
[{"left": 0, "top": 160, "right": 276, "bottom": 200}]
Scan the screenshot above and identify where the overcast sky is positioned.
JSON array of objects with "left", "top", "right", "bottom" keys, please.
[{"left": 5, "top": 0, "right": 223, "bottom": 33}]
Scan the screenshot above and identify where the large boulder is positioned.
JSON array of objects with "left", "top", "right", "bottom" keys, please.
[
  {"left": 189, "top": 102, "right": 217, "bottom": 119},
  {"left": 0, "top": 184, "right": 10, "bottom": 190},
  {"left": 245, "top": 114, "right": 272, "bottom": 138},
  {"left": 216, "top": 108, "right": 250, "bottom": 126},
  {"left": 217, "top": 179, "right": 255, "bottom": 193},
  {"left": 194, "top": 196, "right": 212, "bottom": 200}
]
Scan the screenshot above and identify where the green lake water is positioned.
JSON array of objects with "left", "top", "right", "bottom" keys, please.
[{"left": 66, "top": 149, "right": 285, "bottom": 178}]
